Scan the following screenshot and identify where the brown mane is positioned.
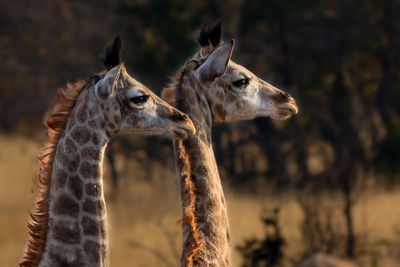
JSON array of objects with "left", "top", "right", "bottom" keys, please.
[
  {"left": 162, "top": 66, "right": 185, "bottom": 107},
  {"left": 175, "top": 140, "right": 205, "bottom": 267},
  {"left": 18, "top": 76, "right": 100, "bottom": 267},
  {"left": 163, "top": 65, "right": 205, "bottom": 266}
]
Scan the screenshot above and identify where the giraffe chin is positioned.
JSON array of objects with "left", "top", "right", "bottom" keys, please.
[
  {"left": 270, "top": 107, "right": 298, "bottom": 120},
  {"left": 172, "top": 124, "right": 196, "bottom": 139}
]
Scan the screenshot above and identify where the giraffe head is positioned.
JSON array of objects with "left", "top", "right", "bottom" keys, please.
[
  {"left": 167, "top": 20, "right": 298, "bottom": 124},
  {"left": 95, "top": 36, "right": 195, "bottom": 138}
]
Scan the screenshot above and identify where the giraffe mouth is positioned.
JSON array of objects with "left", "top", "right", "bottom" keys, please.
[
  {"left": 270, "top": 101, "right": 298, "bottom": 120},
  {"left": 173, "top": 123, "right": 196, "bottom": 138}
]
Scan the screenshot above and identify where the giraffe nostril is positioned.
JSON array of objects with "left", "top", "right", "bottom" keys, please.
[
  {"left": 273, "top": 91, "right": 290, "bottom": 103},
  {"left": 281, "top": 91, "right": 290, "bottom": 99},
  {"left": 171, "top": 112, "right": 188, "bottom": 122}
]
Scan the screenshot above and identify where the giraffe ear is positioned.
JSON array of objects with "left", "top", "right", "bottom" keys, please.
[
  {"left": 196, "top": 39, "right": 234, "bottom": 83},
  {"left": 95, "top": 65, "right": 124, "bottom": 99}
]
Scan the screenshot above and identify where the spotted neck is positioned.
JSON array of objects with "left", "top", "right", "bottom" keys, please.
[
  {"left": 39, "top": 89, "right": 110, "bottom": 266},
  {"left": 174, "top": 70, "right": 231, "bottom": 267}
]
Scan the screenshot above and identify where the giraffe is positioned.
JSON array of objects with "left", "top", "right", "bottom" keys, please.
[
  {"left": 19, "top": 36, "right": 195, "bottom": 267},
  {"left": 162, "top": 20, "right": 298, "bottom": 266}
]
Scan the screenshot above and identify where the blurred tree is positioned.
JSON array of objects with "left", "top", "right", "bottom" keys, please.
[{"left": 237, "top": 208, "right": 285, "bottom": 267}]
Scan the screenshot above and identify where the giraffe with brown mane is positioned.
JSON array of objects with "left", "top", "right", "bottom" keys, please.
[{"left": 19, "top": 36, "right": 195, "bottom": 267}]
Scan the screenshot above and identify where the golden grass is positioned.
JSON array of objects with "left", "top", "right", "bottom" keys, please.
[{"left": 0, "top": 134, "right": 399, "bottom": 266}]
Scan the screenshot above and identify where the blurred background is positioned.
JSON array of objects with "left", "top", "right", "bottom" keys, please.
[{"left": 1, "top": 0, "right": 399, "bottom": 266}]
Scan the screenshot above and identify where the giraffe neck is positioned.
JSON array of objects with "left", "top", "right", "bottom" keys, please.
[
  {"left": 40, "top": 89, "right": 110, "bottom": 266},
  {"left": 175, "top": 71, "right": 231, "bottom": 267}
]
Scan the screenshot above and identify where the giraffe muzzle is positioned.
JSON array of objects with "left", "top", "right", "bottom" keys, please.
[{"left": 172, "top": 115, "right": 196, "bottom": 138}]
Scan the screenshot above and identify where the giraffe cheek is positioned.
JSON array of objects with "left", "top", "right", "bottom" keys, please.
[
  {"left": 113, "top": 115, "right": 121, "bottom": 127},
  {"left": 235, "top": 101, "right": 247, "bottom": 115},
  {"left": 122, "top": 115, "right": 137, "bottom": 129},
  {"left": 215, "top": 90, "right": 225, "bottom": 102},
  {"left": 214, "top": 104, "right": 226, "bottom": 121}
]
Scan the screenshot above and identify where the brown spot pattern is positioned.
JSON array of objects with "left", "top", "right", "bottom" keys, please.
[
  {"left": 107, "top": 122, "right": 117, "bottom": 131},
  {"left": 53, "top": 194, "right": 79, "bottom": 216},
  {"left": 191, "top": 174, "right": 207, "bottom": 197},
  {"left": 88, "top": 120, "right": 97, "bottom": 129},
  {"left": 104, "top": 130, "right": 111, "bottom": 138},
  {"left": 79, "top": 162, "right": 99, "bottom": 179},
  {"left": 67, "top": 159, "right": 79, "bottom": 173},
  {"left": 52, "top": 220, "right": 81, "bottom": 244},
  {"left": 64, "top": 138, "right": 77, "bottom": 154},
  {"left": 84, "top": 240, "right": 100, "bottom": 263},
  {"left": 54, "top": 169, "right": 67, "bottom": 189},
  {"left": 67, "top": 176, "right": 83, "bottom": 200},
  {"left": 194, "top": 165, "right": 208, "bottom": 177},
  {"left": 83, "top": 199, "right": 102, "bottom": 214},
  {"left": 235, "top": 101, "right": 243, "bottom": 111},
  {"left": 91, "top": 133, "right": 100, "bottom": 146},
  {"left": 88, "top": 109, "right": 95, "bottom": 118},
  {"left": 70, "top": 126, "right": 91, "bottom": 145},
  {"left": 82, "top": 216, "right": 99, "bottom": 236},
  {"left": 214, "top": 104, "right": 226, "bottom": 121},
  {"left": 86, "top": 183, "right": 100, "bottom": 197},
  {"left": 76, "top": 105, "right": 88, "bottom": 123},
  {"left": 215, "top": 90, "right": 224, "bottom": 101},
  {"left": 113, "top": 115, "right": 120, "bottom": 125},
  {"left": 48, "top": 248, "right": 84, "bottom": 267},
  {"left": 81, "top": 147, "right": 99, "bottom": 161}
]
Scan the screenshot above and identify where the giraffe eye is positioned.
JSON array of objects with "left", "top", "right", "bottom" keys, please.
[
  {"left": 129, "top": 95, "right": 150, "bottom": 106},
  {"left": 232, "top": 78, "right": 249, "bottom": 88}
]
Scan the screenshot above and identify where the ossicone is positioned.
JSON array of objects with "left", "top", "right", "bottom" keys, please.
[
  {"left": 196, "top": 18, "right": 223, "bottom": 47},
  {"left": 102, "top": 35, "right": 122, "bottom": 70}
]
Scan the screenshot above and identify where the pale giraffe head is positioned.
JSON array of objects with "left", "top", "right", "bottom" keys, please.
[
  {"left": 95, "top": 36, "right": 195, "bottom": 138},
  {"left": 172, "top": 20, "right": 298, "bottom": 123}
]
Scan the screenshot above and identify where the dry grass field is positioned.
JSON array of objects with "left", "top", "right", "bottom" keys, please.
[{"left": 0, "top": 134, "right": 399, "bottom": 266}]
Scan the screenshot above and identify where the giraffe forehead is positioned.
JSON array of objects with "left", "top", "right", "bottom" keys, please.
[
  {"left": 119, "top": 72, "right": 148, "bottom": 90},
  {"left": 226, "top": 62, "right": 252, "bottom": 79},
  {"left": 126, "top": 72, "right": 150, "bottom": 86}
]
